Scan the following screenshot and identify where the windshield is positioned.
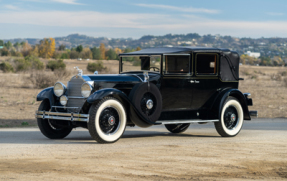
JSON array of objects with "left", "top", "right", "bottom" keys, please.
[{"left": 120, "top": 55, "right": 161, "bottom": 73}]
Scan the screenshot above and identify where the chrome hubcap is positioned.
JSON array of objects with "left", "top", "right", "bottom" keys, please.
[
  {"left": 230, "top": 113, "right": 236, "bottom": 123},
  {"left": 108, "top": 116, "right": 116, "bottom": 126},
  {"left": 146, "top": 99, "right": 153, "bottom": 110}
]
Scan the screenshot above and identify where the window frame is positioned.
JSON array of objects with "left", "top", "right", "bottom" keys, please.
[
  {"left": 195, "top": 53, "right": 219, "bottom": 76},
  {"left": 162, "top": 54, "right": 192, "bottom": 76},
  {"left": 119, "top": 55, "right": 161, "bottom": 74}
]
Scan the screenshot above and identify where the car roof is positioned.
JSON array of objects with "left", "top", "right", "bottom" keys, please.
[{"left": 119, "top": 47, "right": 230, "bottom": 56}]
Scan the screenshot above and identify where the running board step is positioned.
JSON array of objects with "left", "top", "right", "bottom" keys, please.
[{"left": 156, "top": 119, "right": 219, "bottom": 125}]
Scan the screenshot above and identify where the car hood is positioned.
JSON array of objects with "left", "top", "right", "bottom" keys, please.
[{"left": 83, "top": 74, "right": 143, "bottom": 82}]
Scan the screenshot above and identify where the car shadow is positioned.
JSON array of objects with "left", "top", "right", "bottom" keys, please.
[{"left": 0, "top": 129, "right": 219, "bottom": 145}]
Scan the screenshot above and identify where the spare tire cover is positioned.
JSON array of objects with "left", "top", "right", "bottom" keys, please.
[{"left": 129, "top": 82, "right": 162, "bottom": 123}]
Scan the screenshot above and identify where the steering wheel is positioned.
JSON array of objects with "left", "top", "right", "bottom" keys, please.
[{"left": 149, "top": 67, "right": 160, "bottom": 71}]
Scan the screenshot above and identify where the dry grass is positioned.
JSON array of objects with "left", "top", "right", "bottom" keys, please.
[{"left": 1, "top": 60, "right": 287, "bottom": 126}]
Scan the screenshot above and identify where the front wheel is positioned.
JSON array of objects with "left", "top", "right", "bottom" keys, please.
[
  {"left": 214, "top": 97, "right": 244, "bottom": 137},
  {"left": 88, "top": 97, "right": 127, "bottom": 143},
  {"left": 37, "top": 100, "right": 73, "bottom": 139}
]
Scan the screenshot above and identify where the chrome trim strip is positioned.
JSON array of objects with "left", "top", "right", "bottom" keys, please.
[
  {"left": 52, "top": 106, "right": 80, "bottom": 109},
  {"left": 35, "top": 111, "right": 89, "bottom": 122},
  {"left": 67, "top": 96, "right": 85, "bottom": 99},
  {"left": 156, "top": 119, "right": 219, "bottom": 125},
  {"left": 132, "top": 74, "right": 143, "bottom": 82}
]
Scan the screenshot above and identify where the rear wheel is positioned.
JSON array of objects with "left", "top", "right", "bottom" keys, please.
[
  {"left": 37, "top": 100, "right": 73, "bottom": 139},
  {"left": 165, "top": 124, "right": 190, "bottom": 133},
  {"left": 88, "top": 97, "right": 127, "bottom": 143},
  {"left": 214, "top": 97, "right": 244, "bottom": 137}
]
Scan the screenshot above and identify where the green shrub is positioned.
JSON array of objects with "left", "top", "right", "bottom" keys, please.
[
  {"left": 87, "top": 61, "right": 106, "bottom": 72},
  {"left": 60, "top": 53, "right": 69, "bottom": 59},
  {"left": 0, "top": 62, "right": 14, "bottom": 72},
  {"left": 25, "top": 56, "right": 44, "bottom": 70},
  {"left": 14, "top": 58, "right": 31, "bottom": 72},
  {"left": 46, "top": 59, "right": 66, "bottom": 71}
]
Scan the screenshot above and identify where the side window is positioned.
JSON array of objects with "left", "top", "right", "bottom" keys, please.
[
  {"left": 196, "top": 54, "right": 217, "bottom": 75},
  {"left": 164, "top": 55, "right": 190, "bottom": 74}
]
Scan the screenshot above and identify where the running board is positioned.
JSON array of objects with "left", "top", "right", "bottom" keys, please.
[{"left": 156, "top": 119, "right": 219, "bottom": 125}]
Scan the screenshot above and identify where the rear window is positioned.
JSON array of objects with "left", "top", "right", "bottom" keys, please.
[
  {"left": 164, "top": 55, "right": 190, "bottom": 74},
  {"left": 196, "top": 54, "right": 218, "bottom": 75}
]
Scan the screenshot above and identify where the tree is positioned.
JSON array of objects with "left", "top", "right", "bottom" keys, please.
[
  {"left": 69, "top": 51, "right": 79, "bottom": 59},
  {"left": 76, "top": 45, "right": 83, "bottom": 53},
  {"left": 136, "top": 47, "right": 142, "bottom": 51},
  {"left": 30, "top": 46, "right": 39, "bottom": 57},
  {"left": 106, "top": 49, "right": 118, "bottom": 60},
  {"left": 0, "top": 40, "right": 3, "bottom": 46},
  {"left": 58, "top": 44, "right": 66, "bottom": 51},
  {"left": 80, "top": 47, "right": 93, "bottom": 59},
  {"left": 39, "top": 38, "right": 56, "bottom": 58},
  {"left": 21, "top": 42, "right": 32, "bottom": 57},
  {"left": 91, "top": 47, "right": 101, "bottom": 60},
  {"left": 99, "top": 43, "right": 106, "bottom": 60},
  {"left": 4, "top": 41, "right": 13, "bottom": 49},
  {"left": 114, "top": 47, "right": 122, "bottom": 54}
]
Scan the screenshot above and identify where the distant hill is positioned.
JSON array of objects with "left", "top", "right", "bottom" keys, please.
[{"left": 3, "top": 33, "right": 287, "bottom": 57}]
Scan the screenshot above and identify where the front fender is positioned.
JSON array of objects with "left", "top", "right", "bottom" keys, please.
[
  {"left": 87, "top": 88, "right": 155, "bottom": 127},
  {"left": 211, "top": 89, "right": 251, "bottom": 120},
  {"left": 36, "top": 87, "right": 57, "bottom": 107}
]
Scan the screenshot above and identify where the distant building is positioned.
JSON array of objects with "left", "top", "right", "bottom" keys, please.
[{"left": 246, "top": 51, "right": 261, "bottom": 58}]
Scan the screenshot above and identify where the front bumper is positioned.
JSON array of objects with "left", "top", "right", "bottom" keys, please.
[{"left": 35, "top": 111, "right": 89, "bottom": 122}]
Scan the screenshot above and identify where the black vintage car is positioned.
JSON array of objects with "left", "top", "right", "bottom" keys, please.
[{"left": 36, "top": 47, "right": 257, "bottom": 143}]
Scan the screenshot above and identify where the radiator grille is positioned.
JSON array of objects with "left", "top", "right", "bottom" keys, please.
[
  {"left": 67, "top": 77, "right": 86, "bottom": 113},
  {"left": 67, "top": 78, "right": 84, "bottom": 96}
]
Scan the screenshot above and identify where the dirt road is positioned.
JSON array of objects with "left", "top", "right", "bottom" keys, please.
[{"left": 0, "top": 118, "right": 286, "bottom": 180}]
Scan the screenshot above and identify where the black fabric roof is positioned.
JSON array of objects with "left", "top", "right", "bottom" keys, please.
[{"left": 119, "top": 47, "right": 230, "bottom": 56}]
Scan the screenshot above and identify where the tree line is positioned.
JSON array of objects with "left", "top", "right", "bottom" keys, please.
[{"left": 0, "top": 38, "right": 141, "bottom": 61}]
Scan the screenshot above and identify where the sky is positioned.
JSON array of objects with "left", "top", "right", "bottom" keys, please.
[{"left": 0, "top": 0, "right": 287, "bottom": 39}]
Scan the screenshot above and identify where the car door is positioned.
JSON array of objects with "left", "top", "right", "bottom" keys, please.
[
  {"left": 160, "top": 54, "right": 193, "bottom": 111},
  {"left": 190, "top": 52, "right": 220, "bottom": 110}
]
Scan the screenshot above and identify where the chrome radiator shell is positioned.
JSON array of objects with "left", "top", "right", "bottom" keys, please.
[{"left": 66, "top": 76, "right": 86, "bottom": 113}]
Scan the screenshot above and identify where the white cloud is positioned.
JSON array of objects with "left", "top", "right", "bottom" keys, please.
[
  {"left": 135, "top": 4, "right": 220, "bottom": 14},
  {"left": 50, "top": 0, "right": 83, "bottom": 5},
  {"left": 4, "top": 5, "right": 20, "bottom": 10},
  {"left": 266, "top": 12, "right": 284, "bottom": 16},
  {"left": 0, "top": 10, "right": 287, "bottom": 38}
]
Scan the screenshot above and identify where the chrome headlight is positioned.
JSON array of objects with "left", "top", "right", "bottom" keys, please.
[
  {"left": 81, "top": 82, "right": 93, "bottom": 98},
  {"left": 60, "top": 95, "right": 68, "bottom": 106},
  {"left": 53, "top": 82, "right": 66, "bottom": 97}
]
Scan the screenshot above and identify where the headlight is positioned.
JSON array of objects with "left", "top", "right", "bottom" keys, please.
[
  {"left": 53, "top": 82, "right": 66, "bottom": 97},
  {"left": 81, "top": 82, "right": 93, "bottom": 98},
  {"left": 60, "top": 95, "right": 68, "bottom": 106}
]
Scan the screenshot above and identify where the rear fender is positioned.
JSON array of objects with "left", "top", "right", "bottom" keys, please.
[
  {"left": 211, "top": 89, "right": 251, "bottom": 120},
  {"left": 87, "top": 88, "right": 155, "bottom": 127},
  {"left": 36, "top": 87, "right": 57, "bottom": 108}
]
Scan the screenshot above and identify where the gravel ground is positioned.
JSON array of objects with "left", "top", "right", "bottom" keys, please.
[{"left": 0, "top": 118, "right": 286, "bottom": 180}]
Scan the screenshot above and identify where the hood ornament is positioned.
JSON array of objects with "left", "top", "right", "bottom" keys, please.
[
  {"left": 74, "top": 66, "right": 83, "bottom": 76},
  {"left": 143, "top": 71, "right": 149, "bottom": 82}
]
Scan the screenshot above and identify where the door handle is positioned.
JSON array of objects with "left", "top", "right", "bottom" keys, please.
[{"left": 190, "top": 80, "right": 200, "bottom": 83}]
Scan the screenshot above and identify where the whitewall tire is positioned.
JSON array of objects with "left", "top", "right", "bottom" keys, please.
[
  {"left": 214, "top": 97, "right": 244, "bottom": 137},
  {"left": 88, "top": 97, "right": 127, "bottom": 143}
]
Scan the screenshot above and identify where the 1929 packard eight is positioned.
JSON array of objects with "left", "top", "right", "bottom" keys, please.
[{"left": 35, "top": 47, "right": 257, "bottom": 143}]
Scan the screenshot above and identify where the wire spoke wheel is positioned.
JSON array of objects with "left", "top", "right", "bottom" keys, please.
[
  {"left": 223, "top": 106, "right": 238, "bottom": 130},
  {"left": 214, "top": 97, "right": 244, "bottom": 137},
  {"left": 99, "top": 107, "right": 120, "bottom": 135},
  {"left": 88, "top": 97, "right": 127, "bottom": 143}
]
